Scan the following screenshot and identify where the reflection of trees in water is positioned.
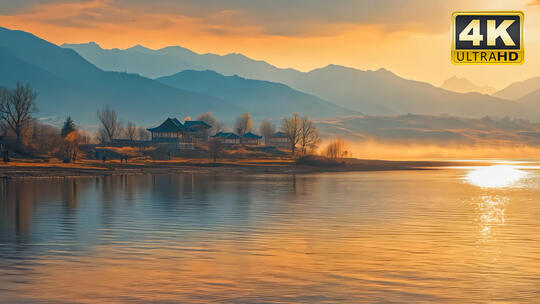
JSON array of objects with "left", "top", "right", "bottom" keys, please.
[
  {"left": 0, "top": 178, "right": 94, "bottom": 248},
  {"left": 0, "top": 174, "right": 324, "bottom": 255}
]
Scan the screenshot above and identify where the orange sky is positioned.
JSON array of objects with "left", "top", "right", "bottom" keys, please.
[{"left": 1, "top": 0, "right": 540, "bottom": 89}]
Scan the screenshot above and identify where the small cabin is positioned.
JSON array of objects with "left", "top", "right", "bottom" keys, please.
[
  {"left": 147, "top": 118, "right": 211, "bottom": 143},
  {"left": 266, "top": 131, "right": 290, "bottom": 149},
  {"left": 211, "top": 132, "right": 241, "bottom": 145},
  {"left": 241, "top": 132, "right": 263, "bottom": 145}
]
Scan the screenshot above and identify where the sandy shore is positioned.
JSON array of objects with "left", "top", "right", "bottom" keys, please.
[{"left": 0, "top": 158, "right": 486, "bottom": 178}]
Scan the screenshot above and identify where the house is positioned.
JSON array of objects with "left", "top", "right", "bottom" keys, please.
[
  {"left": 266, "top": 131, "right": 290, "bottom": 149},
  {"left": 184, "top": 120, "right": 211, "bottom": 143},
  {"left": 241, "top": 132, "right": 263, "bottom": 145},
  {"left": 211, "top": 132, "right": 241, "bottom": 145},
  {"left": 147, "top": 118, "right": 211, "bottom": 144}
]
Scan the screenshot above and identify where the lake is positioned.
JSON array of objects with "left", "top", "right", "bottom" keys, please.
[{"left": 1, "top": 163, "right": 539, "bottom": 303}]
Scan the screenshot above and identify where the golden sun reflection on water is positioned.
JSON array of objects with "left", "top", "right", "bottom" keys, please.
[
  {"left": 464, "top": 165, "right": 528, "bottom": 188},
  {"left": 474, "top": 195, "right": 508, "bottom": 243}
]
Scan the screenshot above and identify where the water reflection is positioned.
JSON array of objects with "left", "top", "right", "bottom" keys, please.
[
  {"left": 464, "top": 165, "right": 528, "bottom": 188},
  {"left": 473, "top": 195, "right": 508, "bottom": 243},
  {"left": 0, "top": 171, "right": 539, "bottom": 303}
]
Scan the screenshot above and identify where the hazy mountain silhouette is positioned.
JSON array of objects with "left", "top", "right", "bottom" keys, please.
[
  {"left": 440, "top": 76, "right": 496, "bottom": 95},
  {"left": 519, "top": 86, "right": 540, "bottom": 108},
  {"left": 288, "top": 65, "right": 519, "bottom": 117},
  {"left": 64, "top": 42, "right": 523, "bottom": 119},
  {"left": 494, "top": 76, "right": 540, "bottom": 101},
  {"left": 317, "top": 114, "right": 540, "bottom": 145},
  {"left": 0, "top": 27, "right": 244, "bottom": 125},
  {"left": 157, "top": 70, "right": 353, "bottom": 118}
]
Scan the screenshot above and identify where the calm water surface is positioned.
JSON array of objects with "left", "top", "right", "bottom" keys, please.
[{"left": 1, "top": 163, "right": 539, "bottom": 303}]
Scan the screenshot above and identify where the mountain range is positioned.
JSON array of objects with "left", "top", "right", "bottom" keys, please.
[
  {"left": 63, "top": 41, "right": 527, "bottom": 119},
  {"left": 0, "top": 27, "right": 347, "bottom": 126},
  {"left": 316, "top": 114, "right": 540, "bottom": 146},
  {"left": 440, "top": 76, "right": 496, "bottom": 95},
  {"left": 494, "top": 76, "right": 540, "bottom": 101},
  {"left": 2, "top": 26, "right": 540, "bottom": 131},
  {"left": 156, "top": 70, "right": 350, "bottom": 118}
]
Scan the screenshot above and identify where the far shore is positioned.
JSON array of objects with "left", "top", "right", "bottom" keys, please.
[{"left": 0, "top": 157, "right": 490, "bottom": 179}]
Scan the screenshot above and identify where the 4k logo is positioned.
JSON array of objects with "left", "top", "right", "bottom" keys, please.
[{"left": 452, "top": 11, "right": 524, "bottom": 64}]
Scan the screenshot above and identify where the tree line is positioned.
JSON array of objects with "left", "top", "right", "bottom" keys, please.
[{"left": 1, "top": 82, "right": 351, "bottom": 162}]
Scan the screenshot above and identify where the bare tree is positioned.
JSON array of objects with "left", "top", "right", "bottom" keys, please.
[
  {"left": 137, "top": 127, "right": 151, "bottom": 141},
  {"left": 281, "top": 113, "right": 301, "bottom": 155},
  {"left": 0, "top": 83, "right": 38, "bottom": 149},
  {"left": 28, "top": 121, "right": 61, "bottom": 156},
  {"left": 96, "top": 105, "right": 120, "bottom": 143},
  {"left": 207, "top": 138, "right": 224, "bottom": 162},
  {"left": 299, "top": 115, "right": 321, "bottom": 155},
  {"left": 323, "top": 139, "right": 351, "bottom": 160},
  {"left": 259, "top": 119, "right": 275, "bottom": 145},
  {"left": 234, "top": 112, "right": 253, "bottom": 135},
  {"left": 197, "top": 112, "right": 224, "bottom": 135},
  {"left": 125, "top": 121, "right": 137, "bottom": 140}
]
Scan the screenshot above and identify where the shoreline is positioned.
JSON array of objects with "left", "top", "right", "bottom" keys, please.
[{"left": 0, "top": 158, "right": 490, "bottom": 179}]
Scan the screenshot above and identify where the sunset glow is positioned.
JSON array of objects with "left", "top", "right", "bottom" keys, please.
[
  {"left": 465, "top": 165, "right": 528, "bottom": 188},
  {"left": 1, "top": 0, "right": 540, "bottom": 88}
]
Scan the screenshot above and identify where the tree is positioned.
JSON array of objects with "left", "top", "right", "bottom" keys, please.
[
  {"left": 281, "top": 113, "right": 301, "bottom": 155},
  {"left": 323, "top": 139, "right": 351, "bottom": 160},
  {"left": 197, "top": 112, "right": 224, "bottom": 135},
  {"left": 137, "top": 127, "right": 151, "bottom": 141},
  {"left": 0, "top": 83, "right": 38, "bottom": 149},
  {"left": 125, "top": 121, "right": 137, "bottom": 140},
  {"left": 259, "top": 119, "right": 275, "bottom": 145},
  {"left": 234, "top": 112, "right": 253, "bottom": 135},
  {"left": 207, "top": 138, "right": 224, "bottom": 163},
  {"left": 299, "top": 115, "right": 321, "bottom": 155},
  {"left": 61, "top": 116, "right": 76, "bottom": 138},
  {"left": 61, "top": 130, "right": 80, "bottom": 162},
  {"left": 96, "top": 105, "right": 120, "bottom": 143},
  {"left": 28, "top": 121, "right": 62, "bottom": 156}
]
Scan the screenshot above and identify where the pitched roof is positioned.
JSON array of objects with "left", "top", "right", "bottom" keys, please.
[
  {"left": 242, "top": 132, "right": 262, "bottom": 139},
  {"left": 272, "top": 131, "right": 288, "bottom": 138},
  {"left": 212, "top": 132, "right": 240, "bottom": 139},
  {"left": 184, "top": 120, "right": 211, "bottom": 128},
  {"left": 147, "top": 118, "right": 186, "bottom": 133}
]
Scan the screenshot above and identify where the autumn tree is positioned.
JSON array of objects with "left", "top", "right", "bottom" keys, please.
[
  {"left": 299, "top": 115, "right": 321, "bottom": 155},
  {"left": 259, "top": 119, "right": 275, "bottom": 145},
  {"left": 207, "top": 138, "right": 224, "bottom": 163},
  {"left": 234, "top": 112, "right": 253, "bottom": 135},
  {"left": 281, "top": 113, "right": 301, "bottom": 155},
  {"left": 323, "top": 139, "right": 351, "bottom": 160},
  {"left": 61, "top": 130, "right": 80, "bottom": 162},
  {"left": 125, "top": 121, "right": 137, "bottom": 140},
  {"left": 197, "top": 112, "right": 224, "bottom": 135},
  {"left": 96, "top": 105, "right": 121, "bottom": 143},
  {"left": 0, "top": 83, "right": 38, "bottom": 149}
]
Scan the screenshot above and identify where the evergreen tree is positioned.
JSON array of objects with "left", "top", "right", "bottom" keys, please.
[{"left": 61, "top": 116, "right": 76, "bottom": 138}]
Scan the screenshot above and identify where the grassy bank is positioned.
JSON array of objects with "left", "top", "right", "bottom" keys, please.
[{"left": 0, "top": 157, "right": 488, "bottom": 178}]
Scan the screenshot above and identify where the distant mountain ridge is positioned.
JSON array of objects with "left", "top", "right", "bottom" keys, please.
[
  {"left": 0, "top": 27, "right": 349, "bottom": 126},
  {"left": 440, "top": 76, "right": 496, "bottom": 95},
  {"left": 156, "top": 70, "right": 352, "bottom": 118},
  {"left": 494, "top": 76, "right": 540, "bottom": 101},
  {"left": 63, "top": 42, "right": 526, "bottom": 119}
]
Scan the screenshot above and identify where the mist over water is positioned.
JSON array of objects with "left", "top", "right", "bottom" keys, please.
[
  {"left": 1, "top": 165, "right": 539, "bottom": 303},
  {"left": 342, "top": 140, "right": 540, "bottom": 160}
]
